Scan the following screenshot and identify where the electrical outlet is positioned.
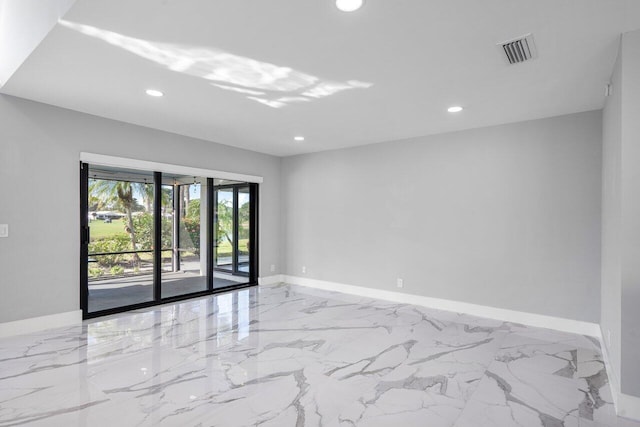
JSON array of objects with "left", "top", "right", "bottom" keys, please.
[
  {"left": 270, "top": 264, "right": 276, "bottom": 272},
  {"left": 0, "top": 224, "right": 8, "bottom": 238},
  {"left": 302, "top": 266, "right": 306, "bottom": 274},
  {"left": 396, "top": 278, "right": 404, "bottom": 288}
]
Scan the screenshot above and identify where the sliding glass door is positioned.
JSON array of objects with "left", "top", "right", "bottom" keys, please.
[
  {"left": 214, "top": 187, "right": 234, "bottom": 273},
  {"left": 82, "top": 167, "right": 156, "bottom": 313},
  {"left": 80, "top": 163, "right": 258, "bottom": 319},
  {"left": 237, "top": 186, "right": 251, "bottom": 275},
  {"left": 161, "top": 177, "right": 209, "bottom": 298},
  {"left": 214, "top": 183, "right": 255, "bottom": 288}
]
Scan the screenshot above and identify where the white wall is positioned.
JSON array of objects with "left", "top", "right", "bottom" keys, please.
[
  {"left": 0, "top": 94, "right": 281, "bottom": 323},
  {"left": 620, "top": 29, "right": 640, "bottom": 398},
  {"left": 602, "top": 27, "right": 640, "bottom": 406},
  {"left": 282, "top": 111, "right": 602, "bottom": 323}
]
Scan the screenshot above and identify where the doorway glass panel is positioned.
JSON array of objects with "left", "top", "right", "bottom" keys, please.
[
  {"left": 161, "top": 177, "right": 207, "bottom": 298},
  {"left": 87, "top": 166, "right": 155, "bottom": 313},
  {"left": 215, "top": 188, "right": 234, "bottom": 273},
  {"left": 160, "top": 184, "right": 175, "bottom": 291},
  {"left": 213, "top": 182, "right": 252, "bottom": 289},
  {"left": 238, "top": 187, "right": 250, "bottom": 275}
]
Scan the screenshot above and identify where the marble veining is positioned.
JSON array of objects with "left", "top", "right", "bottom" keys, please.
[{"left": 0, "top": 283, "right": 637, "bottom": 427}]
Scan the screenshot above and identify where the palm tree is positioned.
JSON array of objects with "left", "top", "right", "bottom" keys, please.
[
  {"left": 216, "top": 199, "right": 234, "bottom": 245},
  {"left": 89, "top": 179, "right": 146, "bottom": 266}
]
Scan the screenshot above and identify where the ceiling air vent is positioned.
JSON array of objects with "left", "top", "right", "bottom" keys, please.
[{"left": 499, "top": 33, "right": 537, "bottom": 64}]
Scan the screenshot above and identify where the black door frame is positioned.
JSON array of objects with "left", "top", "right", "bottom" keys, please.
[
  {"left": 79, "top": 162, "right": 89, "bottom": 314},
  {"left": 213, "top": 183, "right": 255, "bottom": 277},
  {"left": 79, "top": 163, "right": 259, "bottom": 320}
]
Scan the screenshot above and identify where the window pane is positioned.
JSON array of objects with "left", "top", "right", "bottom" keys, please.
[
  {"left": 213, "top": 184, "right": 252, "bottom": 289},
  {"left": 215, "top": 188, "right": 234, "bottom": 273},
  {"left": 161, "top": 178, "right": 207, "bottom": 298},
  {"left": 87, "top": 167, "right": 154, "bottom": 312},
  {"left": 238, "top": 187, "right": 250, "bottom": 274}
]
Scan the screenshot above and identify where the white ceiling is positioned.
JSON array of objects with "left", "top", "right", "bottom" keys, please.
[{"left": 2, "top": 0, "right": 640, "bottom": 156}]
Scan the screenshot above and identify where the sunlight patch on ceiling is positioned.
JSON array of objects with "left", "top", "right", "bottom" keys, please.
[
  {"left": 58, "top": 20, "right": 372, "bottom": 108},
  {"left": 211, "top": 84, "right": 265, "bottom": 96}
]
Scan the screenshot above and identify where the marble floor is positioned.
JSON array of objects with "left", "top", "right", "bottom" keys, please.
[{"left": 1, "top": 283, "right": 638, "bottom": 427}]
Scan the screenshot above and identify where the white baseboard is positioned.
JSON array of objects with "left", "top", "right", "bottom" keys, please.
[
  {"left": 258, "top": 274, "right": 284, "bottom": 286},
  {"left": 601, "top": 327, "right": 640, "bottom": 421},
  {"left": 283, "top": 275, "right": 601, "bottom": 337},
  {"left": 0, "top": 310, "right": 83, "bottom": 338}
]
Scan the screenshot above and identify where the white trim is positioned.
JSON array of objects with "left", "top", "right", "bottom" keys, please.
[
  {"left": 258, "top": 274, "right": 284, "bottom": 286},
  {"left": 599, "top": 325, "right": 621, "bottom": 411},
  {"left": 598, "top": 332, "right": 640, "bottom": 422},
  {"left": 0, "top": 310, "right": 82, "bottom": 338},
  {"left": 283, "top": 275, "right": 601, "bottom": 337},
  {"left": 618, "top": 393, "right": 640, "bottom": 421},
  {"left": 80, "top": 152, "right": 264, "bottom": 184}
]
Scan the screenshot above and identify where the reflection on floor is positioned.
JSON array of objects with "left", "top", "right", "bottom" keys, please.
[
  {"left": 88, "top": 270, "right": 248, "bottom": 313},
  {"left": 1, "top": 283, "right": 638, "bottom": 427}
]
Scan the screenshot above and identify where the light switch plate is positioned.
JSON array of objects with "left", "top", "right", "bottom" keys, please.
[{"left": 0, "top": 224, "right": 8, "bottom": 238}]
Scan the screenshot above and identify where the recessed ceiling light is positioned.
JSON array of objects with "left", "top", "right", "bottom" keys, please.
[
  {"left": 145, "top": 89, "right": 164, "bottom": 97},
  {"left": 294, "top": 136, "right": 305, "bottom": 142},
  {"left": 447, "top": 106, "right": 463, "bottom": 113},
  {"left": 336, "top": 0, "right": 364, "bottom": 12}
]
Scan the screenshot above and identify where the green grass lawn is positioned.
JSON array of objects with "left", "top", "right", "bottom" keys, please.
[
  {"left": 216, "top": 239, "right": 249, "bottom": 257},
  {"left": 89, "top": 219, "right": 128, "bottom": 240},
  {"left": 90, "top": 220, "right": 249, "bottom": 256}
]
